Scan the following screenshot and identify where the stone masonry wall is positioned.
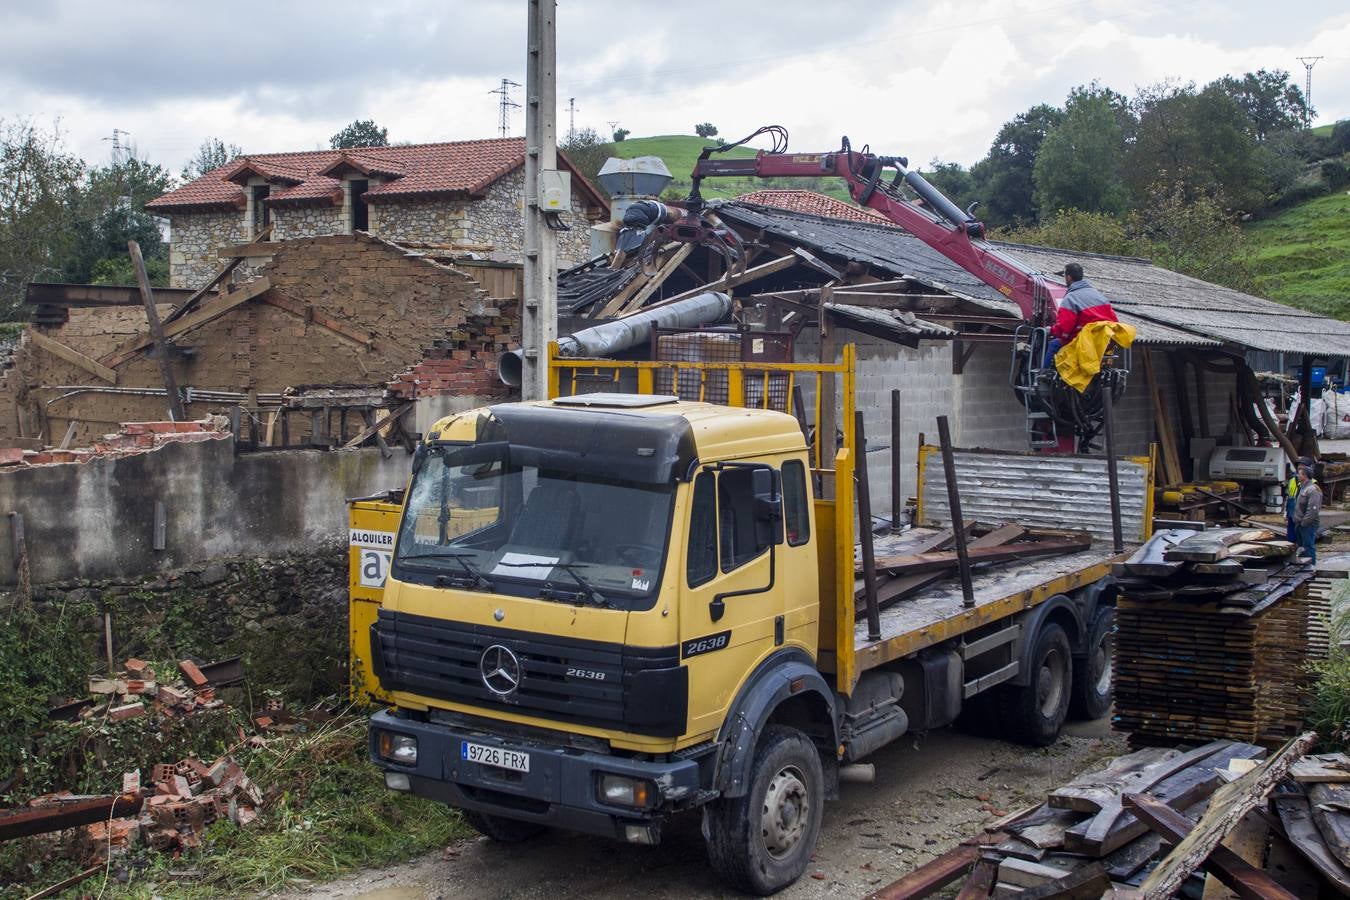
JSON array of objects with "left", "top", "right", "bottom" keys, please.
[
  {"left": 464, "top": 167, "right": 595, "bottom": 267},
  {"left": 271, "top": 205, "right": 348, "bottom": 241},
  {"left": 168, "top": 211, "right": 245, "bottom": 289},
  {"left": 368, "top": 198, "right": 471, "bottom": 246},
  {"left": 1, "top": 548, "right": 351, "bottom": 702}
]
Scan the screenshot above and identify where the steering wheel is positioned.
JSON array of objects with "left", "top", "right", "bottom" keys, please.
[{"left": 614, "top": 543, "right": 662, "bottom": 567}]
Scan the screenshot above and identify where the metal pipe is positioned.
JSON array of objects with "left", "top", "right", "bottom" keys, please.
[
  {"left": 498, "top": 291, "right": 732, "bottom": 387},
  {"left": 896, "top": 164, "right": 976, "bottom": 230},
  {"left": 936, "top": 415, "right": 975, "bottom": 608},
  {"left": 838, "top": 763, "right": 876, "bottom": 784},
  {"left": 1103, "top": 385, "right": 1124, "bottom": 554}
]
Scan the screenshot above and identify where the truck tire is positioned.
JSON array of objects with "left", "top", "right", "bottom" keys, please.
[
  {"left": 461, "top": 809, "right": 545, "bottom": 843},
  {"left": 1069, "top": 607, "right": 1114, "bottom": 721},
  {"left": 1001, "top": 623, "right": 1072, "bottom": 747},
  {"left": 704, "top": 725, "right": 824, "bottom": 895}
]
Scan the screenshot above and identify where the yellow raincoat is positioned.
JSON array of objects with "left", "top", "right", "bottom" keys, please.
[{"left": 1054, "top": 320, "right": 1137, "bottom": 393}]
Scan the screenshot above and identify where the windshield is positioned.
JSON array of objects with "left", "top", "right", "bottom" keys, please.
[{"left": 392, "top": 442, "right": 675, "bottom": 609}]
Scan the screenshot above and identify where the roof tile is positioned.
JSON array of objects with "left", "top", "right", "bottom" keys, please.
[{"left": 735, "top": 189, "right": 891, "bottom": 224}]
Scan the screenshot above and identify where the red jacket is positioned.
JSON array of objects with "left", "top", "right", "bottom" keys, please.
[{"left": 1052, "top": 279, "right": 1118, "bottom": 343}]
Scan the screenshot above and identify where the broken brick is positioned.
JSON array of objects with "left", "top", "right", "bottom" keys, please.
[
  {"left": 124, "top": 658, "right": 152, "bottom": 677},
  {"left": 0, "top": 448, "right": 24, "bottom": 466},
  {"left": 157, "top": 684, "right": 189, "bottom": 706},
  {"left": 108, "top": 701, "right": 145, "bottom": 721},
  {"left": 88, "top": 677, "right": 120, "bottom": 695},
  {"left": 122, "top": 770, "right": 141, "bottom": 796},
  {"left": 151, "top": 763, "right": 176, "bottom": 785},
  {"left": 178, "top": 660, "right": 209, "bottom": 687}
]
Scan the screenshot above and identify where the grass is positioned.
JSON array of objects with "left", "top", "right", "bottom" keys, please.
[
  {"left": 1244, "top": 189, "right": 1350, "bottom": 319},
  {"left": 0, "top": 713, "right": 469, "bottom": 899},
  {"left": 609, "top": 134, "right": 851, "bottom": 202}
]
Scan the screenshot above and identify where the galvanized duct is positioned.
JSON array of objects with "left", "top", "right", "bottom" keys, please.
[
  {"left": 919, "top": 448, "right": 1148, "bottom": 546},
  {"left": 498, "top": 291, "right": 732, "bottom": 387}
]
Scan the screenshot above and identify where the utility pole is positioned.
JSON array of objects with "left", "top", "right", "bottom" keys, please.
[
  {"left": 566, "top": 97, "right": 578, "bottom": 142},
  {"left": 1297, "top": 56, "right": 1322, "bottom": 128},
  {"left": 520, "top": 0, "right": 558, "bottom": 401},
  {"left": 607, "top": 120, "right": 621, "bottom": 140},
  {"left": 489, "top": 78, "right": 521, "bottom": 137}
]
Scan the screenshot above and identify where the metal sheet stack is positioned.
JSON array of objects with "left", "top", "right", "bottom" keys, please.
[{"left": 1111, "top": 528, "right": 1319, "bottom": 747}]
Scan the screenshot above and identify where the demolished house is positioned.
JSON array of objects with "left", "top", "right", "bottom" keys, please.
[{"left": 557, "top": 189, "right": 1350, "bottom": 523}]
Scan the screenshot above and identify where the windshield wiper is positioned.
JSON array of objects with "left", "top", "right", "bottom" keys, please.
[
  {"left": 399, "top": 549, "right": 495, "bottom": 590},
  {"left": 543, "top": 563, "right": 612, "bottom": 609}
]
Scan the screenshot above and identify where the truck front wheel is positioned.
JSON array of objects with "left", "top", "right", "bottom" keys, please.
[
  {"left": 461, "top": 809, "right": 545, "bottom": 843},
  {"left": 704, "top": 725, "right": 824, "bottom": 895},
  {"left": 1001, "top": 623, "right": 1072, "bottom": 747}
]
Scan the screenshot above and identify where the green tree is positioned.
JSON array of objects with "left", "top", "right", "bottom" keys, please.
[
  {"left": 1033, "top": 88, "right": 1130, "bottom": 216},
  {"left": 1209, "top": 69, "right": 1309, "bottom": 139},
  {"left": 612, "top": 127, "right": 630, "bottom": 142},
  {"left": 559, "top": 127, "right": 614, "bottom": 196},
  {"left": 330, "top": 119, "right": 389, "bottom": 149},
  {"left": 921, "top": 160, "right": 976, "bottom": 213},
  {"left": 968, "top": 103, "right": 1064, "bottom": 227},
  {"left": 1126, "top": 82, "right": 1267, "bottom": 213},
  {"left": 998, "top": 208, "right": 1138, "bottom": 258},
  {"left": 694, "top": 123, "right": 719, "bottom": 139},
  {"left": 1127, "top": 183, "right": 1255, "bottom": 290},
  {"left": 63, "top": 157, "right": 174, "bottom": 287},
  {"left": 181, "top": 136, "right": 243, "bottom": 181},
  {"left": 0, "top": 119, "right": 83, "bottom": 317}
]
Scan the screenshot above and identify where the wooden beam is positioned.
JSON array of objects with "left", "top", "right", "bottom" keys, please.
[
  {"left": 217, "top": 241, "right": 282, "bottom": 259},
  {"left": 1124, "top": 794, "right": 1297, "bottom": 900},
  {"left": 342, "top": 403, "right": 412, "bottom": 449},
  {"left": 102, "top": 277, "right": 272, "bottom": 368},
  {"left": 594, "top": 269, "right": 651, "bottom": 319},
  {"left": 28, "top": 330, "right": 117, "bottom": 383},
  {"left": 617, "top": 243, "right": 695, "bottom": 316},
  {"left": 128, "top": 240, "right": 185, "bottom": 421},
  {"left": 625, "top": 254, "right": 798, "bottom": 316},
  {"left": 1138, "top": 732, "right": 1314, "bottom": 900},
  {"left": 261, "top": 291, "right": 374, "bottom": 349},
  {"left": 24, "top": 282, "right": 197, "bottom": 308},
  {"left": 164, "top": 223, "right": 271, "bottom": 324}
]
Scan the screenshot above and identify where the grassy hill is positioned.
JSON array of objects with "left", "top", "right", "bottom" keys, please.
[
  {"left": 608, "top": 134, "right": 851, "bottom": 202},
  {"left": 1245, "top": 189, "right": 1350, "bottom": 318}
]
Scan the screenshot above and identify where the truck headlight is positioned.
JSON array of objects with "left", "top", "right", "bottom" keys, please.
[
  {"left": 598, "top": 774, "right": 654, "bottom": 808},
  {"left": 377, "top": 731, "right": 418, "bottom": 766}
]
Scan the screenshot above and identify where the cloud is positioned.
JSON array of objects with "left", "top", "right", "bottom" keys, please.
[{"left": 1, "top": 0, "right": 1345, "bottom": 173}]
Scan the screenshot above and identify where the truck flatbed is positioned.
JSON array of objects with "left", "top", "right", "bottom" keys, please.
[{"left": 853, "top": 527, "right": 1119, "bottom": 671}]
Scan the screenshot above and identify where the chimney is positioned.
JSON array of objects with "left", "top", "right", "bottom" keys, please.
[{"left": 592, "top": 156, "right": 673, "bottom": 256}]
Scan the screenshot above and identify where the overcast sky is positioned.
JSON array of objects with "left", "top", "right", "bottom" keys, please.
[{"left": 2, "top": 0, "right": 1347, "bottom": 175}]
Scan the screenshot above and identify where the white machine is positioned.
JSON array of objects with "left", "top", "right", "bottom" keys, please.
[{"left": 1207, "top": 446, "right": 1289, "bottom": 512}]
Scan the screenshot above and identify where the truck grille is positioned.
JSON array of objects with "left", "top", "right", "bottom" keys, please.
[{"left": 371, "top": 610, "right": 687, "bottom": 736}]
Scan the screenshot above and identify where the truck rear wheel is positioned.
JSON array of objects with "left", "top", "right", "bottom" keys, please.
[
  {"left": 461, "top": 809, "right": 545, "bottom": 843},
  {"left": 1070, "top": 607, "right": 1114, "bottom": 721},
  {"left": 1001, "top": 623, "right": 1071, "bottom": 747},
  {"left": 704, "top": 725, "right": 824, "bottom": 895}
]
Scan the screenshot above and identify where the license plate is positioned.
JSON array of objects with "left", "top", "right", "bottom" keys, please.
[{"left": 461, "top": 741, "right": 530, "bottom": 772}]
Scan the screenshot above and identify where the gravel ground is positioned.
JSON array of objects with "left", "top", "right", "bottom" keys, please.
[{"left": 288, "top": 718, "right": 1123, "bottom": 900}]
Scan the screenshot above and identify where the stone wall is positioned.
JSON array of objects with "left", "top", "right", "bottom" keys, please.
[
  {"left": 168, "top": 211, "right": 245, "bottom": 289},
  {"left": 463, "top": 167, "right": 595, "bottom": 267},
  {"left": 3, "top": 548, "right": 352, "bottom": 701},
  {"left": 367, "top": 197, "right": 470, "bottom": 246},
  {"left": 272, "top": 205, "right": 348, "bottom": 241}
]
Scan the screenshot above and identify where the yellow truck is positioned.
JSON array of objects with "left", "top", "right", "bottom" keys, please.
[{"left": 368, "top": 345, "right": 1134, "bottom": 894}]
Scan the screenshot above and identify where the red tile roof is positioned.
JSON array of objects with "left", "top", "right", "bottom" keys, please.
[
  {"left": 735, "top": 189, "right": 893, "bottom": 225},
  {"left": 147, "top": 138, "right": 607, "bottom": 213}
]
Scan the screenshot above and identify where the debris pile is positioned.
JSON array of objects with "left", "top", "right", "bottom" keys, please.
[
  {"left": 1109, "top": 529, "right": 1322, "bottom": 747},
  {"left": 49, "top": 656, "right": 243, "bottom": 724},
  {"left": 0, "top": 753, "right": 261, "bottom": 863},
  {"left": 867, "top": 733, "right": 1344, "bottom": 898}
]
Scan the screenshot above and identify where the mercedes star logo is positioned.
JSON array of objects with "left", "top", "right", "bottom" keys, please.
[{"left": 479, "top": 644, "right": 522, "bottom": 696}]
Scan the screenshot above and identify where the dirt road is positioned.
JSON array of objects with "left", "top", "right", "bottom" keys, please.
[{"left": 297, "top": 719, "right": 1122, "bottom": 900}]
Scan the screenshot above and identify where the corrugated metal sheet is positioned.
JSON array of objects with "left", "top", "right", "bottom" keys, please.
[
  {"left": 825, "top": 303, "right": 954, "bottom": 346},
  {"left": 919, "top": 448, "right": 1148, "bottom": 546}
]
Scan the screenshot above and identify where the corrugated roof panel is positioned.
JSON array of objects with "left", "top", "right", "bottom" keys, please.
[{"left": 919, "top": 448, "right": 1148, "bottom": 546}]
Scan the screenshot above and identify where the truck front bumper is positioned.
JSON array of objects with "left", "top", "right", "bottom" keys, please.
[{"left": 369, "top": 710, "right": 704, "bottom": 842}]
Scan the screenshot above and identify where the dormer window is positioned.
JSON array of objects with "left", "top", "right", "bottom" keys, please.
[
  {"left": 252, "top": 185, "right": 271, "bottom": 233},
  {"left": 350, "top": 180, "right": 369, "bottom": 232}
]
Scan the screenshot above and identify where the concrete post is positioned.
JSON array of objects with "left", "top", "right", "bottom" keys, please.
[{"left": 521, "top": 0, "right": 558, "bottom": 401}]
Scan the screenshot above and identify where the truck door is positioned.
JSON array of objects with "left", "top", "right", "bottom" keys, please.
[{"left": 678, "top": 459, "right": 816, "bottom": 739}]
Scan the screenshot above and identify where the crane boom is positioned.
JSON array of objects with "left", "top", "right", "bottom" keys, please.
[{"left": 686, "top": 130, "right": 1062, "bottom": 326}]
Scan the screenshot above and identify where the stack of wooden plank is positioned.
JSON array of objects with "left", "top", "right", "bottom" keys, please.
[
  {"left": 856, "top": 523, "right": 1093, "bottom": 614},
  {"left": 865, "top": 734, "right": 1326, "bottom": 899},
  {"left": 1276, "top": 753, "right": 1350, "bottom": 893},
  {"left": 1111, "top": 528, "right": 1320, "bottom": 748}
]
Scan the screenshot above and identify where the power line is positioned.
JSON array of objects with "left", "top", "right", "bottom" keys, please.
[
  {"left": 489, "top": 78, "right": 521, "bottom": 137},
  {"left": 1297, "top": 56, "right": 1323, "bottom": 128}
]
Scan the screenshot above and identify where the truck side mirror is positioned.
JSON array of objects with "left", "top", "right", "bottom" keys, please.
[{"left": 751, "top": 467, "right": 784, "bottom": 549}]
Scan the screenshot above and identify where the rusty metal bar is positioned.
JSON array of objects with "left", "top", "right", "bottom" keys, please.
[
  {"left": 1102, "top": 385, "right": 1124, "bottom": 554},
  {"left": 891, "top": 389, "right": 902, "bottom": 532},
  {"left": 0, "top": 794, "right": 141, "bottom": 841},
  {"left": 936, "top": 416, "right": 975, "bottom": 608},
  {"left": 856, "top": 411, "right": 882, "bottom": 641}
]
